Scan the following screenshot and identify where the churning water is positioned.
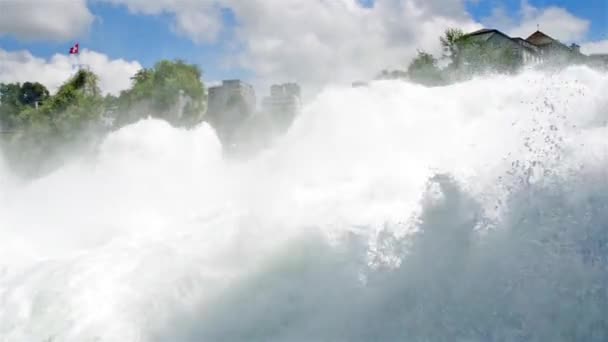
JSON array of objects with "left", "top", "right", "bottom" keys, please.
[{"left": 1, "top": 66, "right": 607, "bottom": 341}]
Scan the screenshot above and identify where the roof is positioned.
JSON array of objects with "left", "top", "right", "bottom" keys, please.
[
  {"left": 463, "top": 28, "right": 582, "bottom": 55},
  {"left": 462, "top": 28, "right": 518, "bottom": 46},
  {"left": 464, "top": 29, "right": 539, "bottom": 51},
  {"left": 589, "top": 54, "right": 608, "bottom": 60},
  {"left": 466, "top": 28, "right": 496, "bottom": 36},
  {"left": 526, "top": 31, "right": 558, "bottom": 46},
  {"left": 464, "top": 28, "right": 512, "bottom": 40},
  {"left": 512, "top": 37, "right": 540, "bottom": 52}
]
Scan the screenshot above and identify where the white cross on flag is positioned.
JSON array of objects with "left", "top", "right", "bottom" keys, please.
[{"left": 69, "top": 43, "right": 79, "bottom": 55}]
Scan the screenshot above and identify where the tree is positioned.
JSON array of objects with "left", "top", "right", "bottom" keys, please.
[
  {"left": 0, "top": 83, "right": 23, "bottom": 131},
  {"left": 20, "top": 82, "right": 49, "bottom": 107},
  {"left": 115, "top": 60, "right": 207, "bottom": 128},
  {"left": 440, "top": 28, "right": 466, "bottom": 65},
  {"left": 0, "top": 82, "right": 49, "bottom": 131},
  {"left": 0, "top": 83, "right": 22, "bottom": 107},
  {"left": 31, "top": 70, "right": 103, "bottom": 137},
  {"left": 407, "top": 51, "right": 443, "bottom": 86},
  {"left": 2, "top": 70, "right": 104, "bottom": 176},
  {"left": 441, "top": 27, "right": 523, "bottom": 78},
  {"left": 1, "top": 60, "right": 209, "bottom": 176},
  {"left": 457, "top": 41, "right": 521, "bottom": 76}
]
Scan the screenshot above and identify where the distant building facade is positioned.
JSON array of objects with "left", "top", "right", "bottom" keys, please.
[
  {"left": 261, "top": 83, "right": 302, "bottom": 132},
  {"left": 525, "top": 30, "right": 584, "bottom": 64},
  {"left": 460, "top": 29, "right": 542, "bottom": 68},
  {"left": 459, "top": 29, "right": 585, "bottom": 70},
  {"left": 588, "top": 54, "right": 608, "bottom": 70},
  {"left": 375, "top": 70, "right": 408, "bottom": 80},
  {"left": 206, "top": 80, "right": 256, "bottom": 143}
]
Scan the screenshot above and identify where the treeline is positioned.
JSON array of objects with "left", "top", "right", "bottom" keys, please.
[
  {"left": 0, "top": 60, "right": 206, "bottom": 177},
  {"left": 377, "top": 28, "right": 586, "bottom": 86}
]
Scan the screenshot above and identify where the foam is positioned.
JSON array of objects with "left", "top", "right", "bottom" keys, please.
[{"left": 1, "top": 66, "right": 607, "bottom": 341}]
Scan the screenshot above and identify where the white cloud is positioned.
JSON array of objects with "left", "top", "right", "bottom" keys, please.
[
  {"left": 98, "top": 0, "right": 600, "bottom": 92},
  {"left": 0, "top": 0, "right": 94, "bottom": 41},
  {"left": 581, "top": 40, "right": 608, "bottom": 55},
  {"left": 102, "top": 0, "right": 223, "bottom": 43},
  {"left": 481, "top": 1, "right": 608, "bottom": 60},
  {"left": 510, "top": 7, "right": 589, "bottom": 42},
  {"left": 485, "top": 0, "right": 590, "bottom": 42},
  {"left": 226, "top": 0, "right": 481, "bottom": 92},
  {"left": 104, "top": 0, "right": 480, "bottom": 92},
  {"left": 78, "top": 50, "right": 143, "bottom": 95},
  {"left": 0, "top": 49, "right": 142, "bottom": 95}
]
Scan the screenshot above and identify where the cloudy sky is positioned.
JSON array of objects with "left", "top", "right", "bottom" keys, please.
[{"left": 0, "top": 0, "right": 606, "bottom": 95}]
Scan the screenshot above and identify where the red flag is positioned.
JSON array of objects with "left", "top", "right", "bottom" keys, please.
[{"left": 69, "top": 43, "right": 79, "bottom": 55}]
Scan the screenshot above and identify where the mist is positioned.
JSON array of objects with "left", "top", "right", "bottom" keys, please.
[{"left": 1, "top": 66, "right": 608, "bottom": 341}]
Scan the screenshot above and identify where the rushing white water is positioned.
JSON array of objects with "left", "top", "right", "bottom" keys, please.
[{"left": 1, "top": 66, "right": 607, "bottom": 341}]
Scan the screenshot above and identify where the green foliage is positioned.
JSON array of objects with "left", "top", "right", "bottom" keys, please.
[
  {"left": 456, "top": 40, "right": 521, "bottom": 76},
  {"left": 407, "top": 51, "right": 444, "bottom": 86},
  {"left": 31, "top": 70, "right": 103, "bottom": 138},
  {"left": 20, "top": 82, "right": 50, "bottom": 107},
  {"left": 0, "top": 82, "right": 49, "bottom": 131},
  {"left": 0, "top": 83, "right": 22, "bottom": 107},
  {"left": 377, "top": 27, "right": 527, "bottom": 86},
  {"left": 439, "top": 27, "right": 525, "bottom": 79},
  {"left": 440, "top": 28, "right": 466, "bottom": 64},
  {"left": 115, "top": 60, "right": 206, "bottom": 128},
  {"left": 2, "top": 70, "right": 104, "bottom": 176},
  {"left": 0, "top": 84, "right": 22, "bottom": 131},
  {"left": 1, "top": 60, "right": 209, "bottom": 177}
]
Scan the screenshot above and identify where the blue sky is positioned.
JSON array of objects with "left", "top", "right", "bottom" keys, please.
[
  {"left": 0, "top": 2, "right": 250, "bottom": 83},
  {"left": 470, "top": 0, "right": 607, "bottom": 40},
  {"left": 0, "top": 0, "right": 606, "bottom": 94}
]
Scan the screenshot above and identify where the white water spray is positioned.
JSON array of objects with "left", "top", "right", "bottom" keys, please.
[{"left": 1, "top": 67, "right": 607, "bottom": 341}]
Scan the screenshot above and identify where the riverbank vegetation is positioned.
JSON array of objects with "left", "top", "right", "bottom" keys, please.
[
  {"left": 0, "top": 60, "right": 206, "bottom": 177},
  {"left": 378, "top": 28, "right": 595, "bottom": 86}
]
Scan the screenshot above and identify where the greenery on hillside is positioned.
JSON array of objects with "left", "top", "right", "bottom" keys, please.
[
  {"left": 1, "top": 32, "right": 595, "bottom": 176},
  {"left": 440, "top": 28, "right": 466, "bottom": 66},
  {"left": 407, "top": 51, "right": 443, "bottom": 86},
  {"left": 0, "top": 60, "right": 207, "bottom": 177},
  {"left": 450, "top": 33, "right": 521, "bottom": 76},
  {"left": 112, "top": 60, "right": 206, "bottom": 128},
  {"left": 380, "top": 28, "right": 528, "bottom": 86},
  {"left": 1, "top": 70, "right": 105, "bottom": 175},
  {"left": 0, "top": 82, "right": 50, "bottom": 131}
]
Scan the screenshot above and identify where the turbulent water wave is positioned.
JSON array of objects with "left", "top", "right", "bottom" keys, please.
[{"left": 1, "top": 66, "right": 607, "bottom": 341}]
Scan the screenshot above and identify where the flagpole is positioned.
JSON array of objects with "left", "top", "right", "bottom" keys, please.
[
  {"left": 69, "top": 43, "right": 82, "bottom": 73},
  {"left": 76, "top": 43, "right": 81, "bottom": 71}
]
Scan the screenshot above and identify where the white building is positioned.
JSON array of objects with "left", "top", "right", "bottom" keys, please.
[
  {"left": 588, "top": 54, "right": 608, "bottom": 69},
  {"left": 460, "top": 29, "right": 585, "bottom": 71},
  {"left": 460, "top": 29, "right": 542, "bottom": 68},
  {"left": 511, "top": 37, "right": 543, "bottom": 65},
  {"left": 525, "top": 30, "right": 584, "bottom": 66},
  {"left": 262, "top": 83, "right": 301, "bottom": 133},
  {"left": 206, "top": 80, "right": 256, "bottom": 143}
]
